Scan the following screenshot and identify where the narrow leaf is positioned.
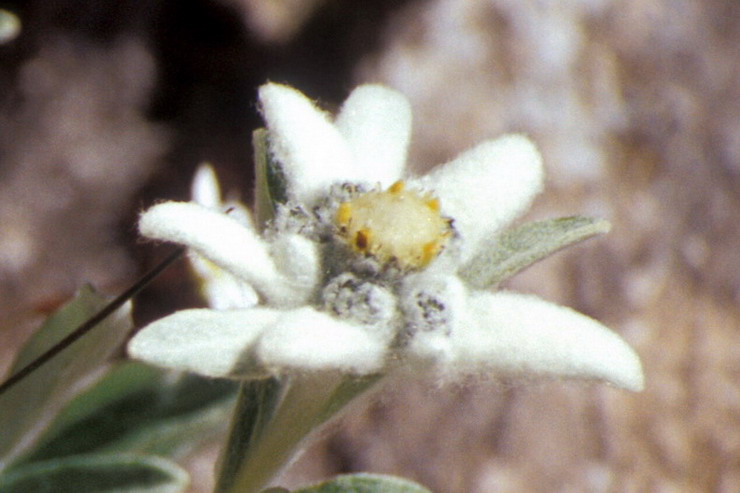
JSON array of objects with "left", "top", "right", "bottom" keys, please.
[
  {"left": 459, "top": 216, "right": 611, "bottom": 289},
  {"left": 313, "top": 374, "right": 382, "bottom": 427},
  {"left": 0, "top": 454, "right": 188, "bottom": 493},
  {"left": 25, "top": 362, "right": 164, "bottom": 456},
  {"left": 0, "top": 286, "right": 132, "bottom": 468},
  {"left": 293, "top": 473, "right": 432, "bottom": 493},
  {"left": 23, "top": 362, "right": 236, "bottom": 463},
  {"left": 215, "top": 377, "right": 284, "bottom": 493},
  {"left": 216, "top": 374, "right": 383, "bottom": 493}
]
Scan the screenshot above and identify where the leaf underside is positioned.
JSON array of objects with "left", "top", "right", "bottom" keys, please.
[{"left": 459, "top": 216, "right": 611, "bottom": 289}]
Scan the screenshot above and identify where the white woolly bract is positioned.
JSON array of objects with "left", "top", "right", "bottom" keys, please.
[
  {"left": 139, "top": 202, "right": 301, "bottom": 305},
  {"left": 259, "top": 83, "right": 353, "bottom": 207},
  {"left": 257, "top": 307, "right": 386, "bottom": 374},
  {"left": 412, "top": 291, "right": 644, "bottom": 391},
  {"left": 188, "top": 164, "right": 261, "bottom": 309},
  {"left": 269, "top": 233, "right": 321, "bottom": 291},
  {"left": 128, "top": 308, "right": 278, "bottom": 378},
  {"left": 191, "top": 163, "right": 221, "bottom": 209},
  {"left": 190, "top": 164, "right": 255, "bottom": 229},
  {"left": 189, "top": 255, "right": 259, "bottom": 309},
  {"left": 415, "top": 134, "right": 544, "bottom": 262},
  {"left": 129, "top": 307, "right": 386, "bottom": 378},
  {"left": 335, "top": 84, "right": 411, "bottom": 187}
]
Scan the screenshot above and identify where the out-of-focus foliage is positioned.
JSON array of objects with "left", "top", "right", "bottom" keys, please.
[
  {"left": 0, "top": 288, "right": 235, "bottom": 490},
  {"left": 22, "top": 362, "right": 235, "bottom": 463},
  {"left": 0, "top": 286, "right": 131, "bottom": 466},
  {"left": 0, "top": 454, "right": 189, "bottom": 493}
]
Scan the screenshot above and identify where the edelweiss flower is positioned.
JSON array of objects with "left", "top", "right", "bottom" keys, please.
[
  {"left": 129, "top": 83, "right": 644, "bottom": 392},
  {"left": 188, "top": 164, "right": 259, "bottom": 310}
]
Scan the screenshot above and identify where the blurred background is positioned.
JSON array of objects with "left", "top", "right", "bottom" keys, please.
[{"left": 0, "top": 0, "right": 737, "bottom": 491}]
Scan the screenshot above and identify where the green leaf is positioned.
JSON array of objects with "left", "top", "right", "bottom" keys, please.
[
  {"left": 292, "top": 473, "right": 432, "bottom": 493},
  {"left": 0, "top": 454, "right": 188, "bottom": 493},
  {"left": 215, "top": 377, "right": 285, "bottom": 493},
  {"left": 253, "top": 128, "right": 289, "bottom": 227},
  {"left": 22, "top": 362, "right": 236, "bottom": 463},
  {"left": 312, "top": 374, "right": 382, "bottom": 427},
  {"left": 459, "top": 216, "right": 611, "bottom": 289},
  {"left": 215, "top": 374, "right": 383, "bottom": 493},
  {"left": 0, "top": 285, "right": 132, "bottom": 467}
]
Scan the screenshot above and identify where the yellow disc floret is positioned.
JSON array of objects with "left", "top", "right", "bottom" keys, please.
[{"left": 335, "top": 181, "right": 452, "bottom": 270}]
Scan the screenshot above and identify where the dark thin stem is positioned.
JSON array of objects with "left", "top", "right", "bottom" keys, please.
[{"left": 0, "top": 247, "right": 185, "bottom": 397}]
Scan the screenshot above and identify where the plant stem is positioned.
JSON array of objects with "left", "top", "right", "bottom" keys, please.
[
  {"left": 215, "top": 377, "right": 283, "bottom": 493},
  {"left": 214, "top": 373, "right": 382, "bottom": 493}
]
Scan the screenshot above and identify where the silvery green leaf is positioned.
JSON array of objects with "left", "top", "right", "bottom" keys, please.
[
  {"left": 23, "top": 362, "right": 162, "bottom": 459},
  {"left": 459, "top": 216, "right": 611, "bottom": 289},
  {"left": 216, "top": 378, "right": 284, "bottom": 493},
  {"left": 21, "top": 362, "right": 236, "bottom": 463},
  {"left": 0, "top": 454, "right": 188, "bottom": 493},
  {"left": 312, "top": 374, "right": 381, "bottom": 426},
  {"left": 0, "top": 285, "right": 131, "bottom": 468},
  {"left": 292, "top": 473, "right": 432, "bottom": 493},
  {"left": 215, "top": 375, "right": 381, "bottom": 493},
  {"left": 253, "top": 128, "right": 289, "bottom": 226}
]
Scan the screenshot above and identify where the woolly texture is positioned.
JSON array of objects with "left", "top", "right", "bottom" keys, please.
[
  {"left": 257, "top": 307, "right": 387, "bottom": 374},
  {"left": 188, "top": 164, "right": 259, "bottom": 309},
  {"left": 128, "top": 309, "right": 276, "bottom": 378},
  {"left": 130, "top": 82, "right": 643, "bottom": 392},
  {"left": 417, "top": 135, "right": 544, "bottom": 262},
  {"left": 128, "top": 307, "right": 387, "bottom": 378},
  {"left": 140, "top": 202, "right": 303, "bottom": 306},
  {"left": 415, "top": 291, "right": 644, "bottom": 391},
  {"left": 269, "top": 233, "right": 320, "bottom": 291},
  {"left": 259, "top": 83, "right": 352, "bottom": 206},
  {"left": 335, "top": 85, "right": 412, "bottom": 186},
  {"left": 194, "top": 270, "right": 258, "bottom": 310}
]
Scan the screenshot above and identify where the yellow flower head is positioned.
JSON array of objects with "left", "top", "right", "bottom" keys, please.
[{"left": 335, "top": 181, "right": 452, "bottom": 270}]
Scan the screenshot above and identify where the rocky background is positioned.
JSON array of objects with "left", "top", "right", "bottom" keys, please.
[{"left": 0, "top": 1, "right": 737, "bottom": 492}]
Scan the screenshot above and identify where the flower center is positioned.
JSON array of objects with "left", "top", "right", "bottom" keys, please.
[{"left": 335, "top": 181, "right": 452, "bottom": 270}]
